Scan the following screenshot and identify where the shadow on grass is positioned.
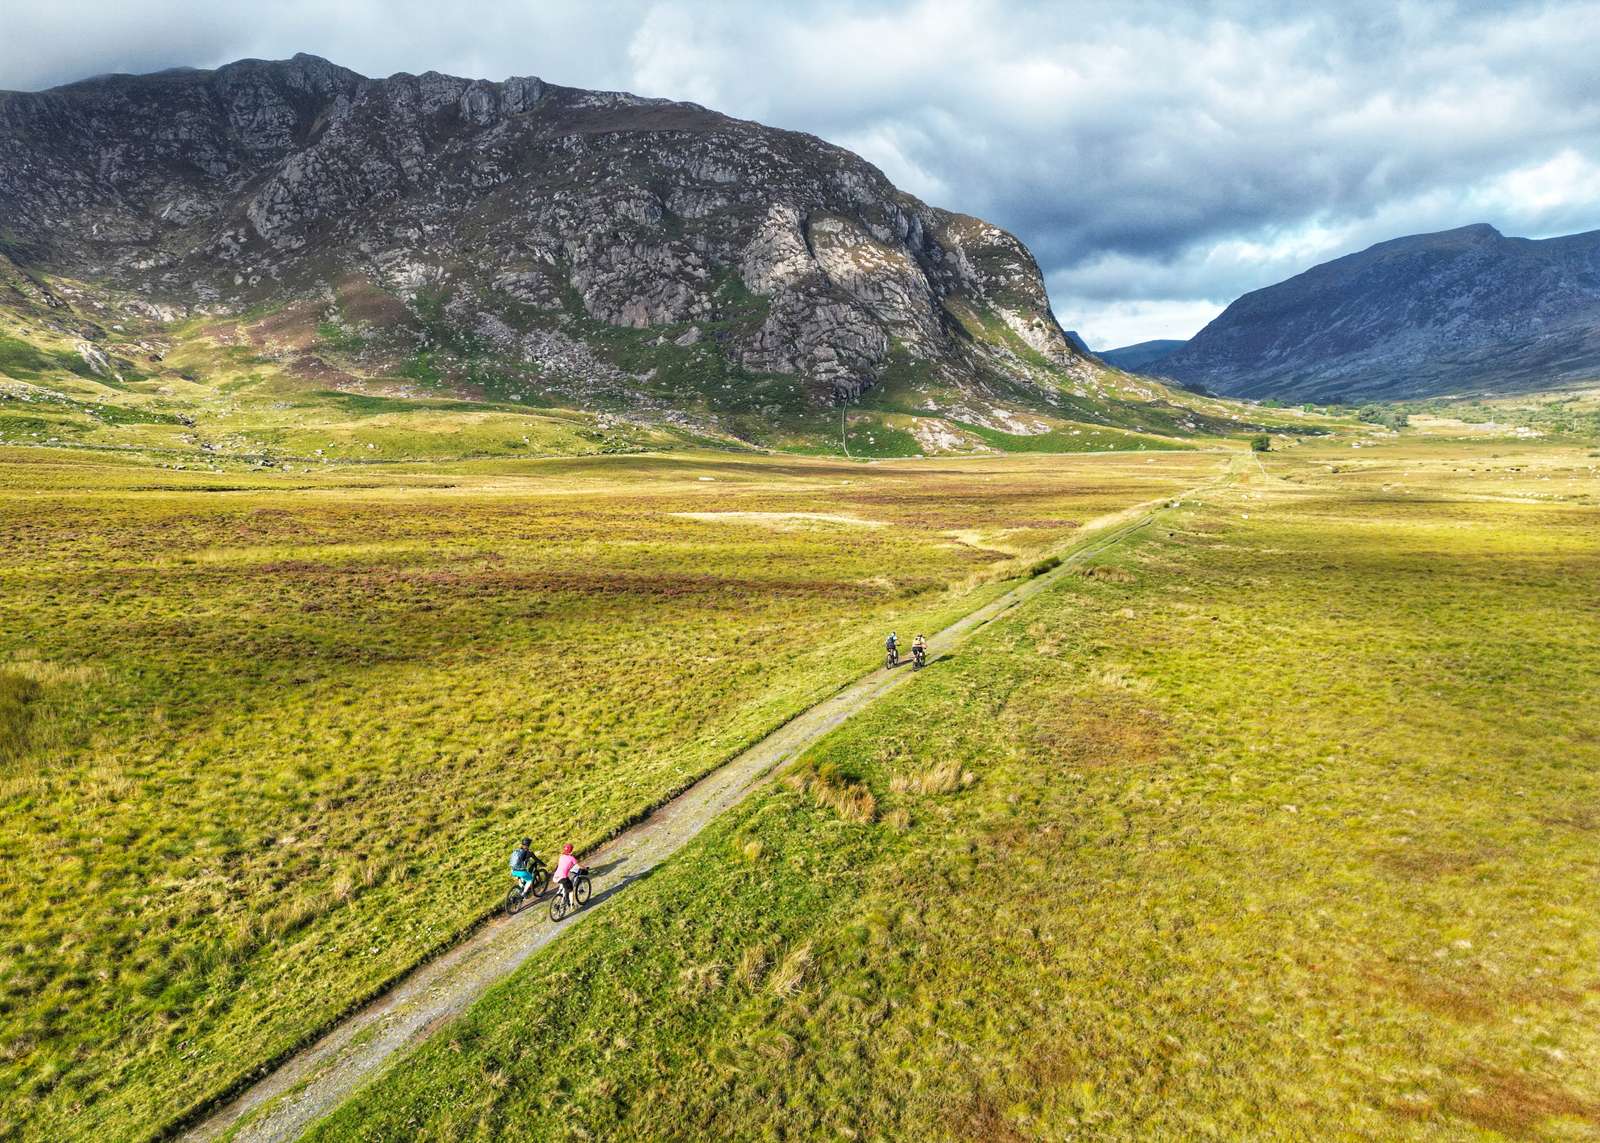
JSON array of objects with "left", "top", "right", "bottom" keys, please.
[{"left": 558, "top": 867, "right": 658, "bottom": 919}]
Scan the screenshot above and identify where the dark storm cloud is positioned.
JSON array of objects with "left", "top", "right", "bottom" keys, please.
[{"left": 5, "top": 0, "right": 1599, "bottom": 346}]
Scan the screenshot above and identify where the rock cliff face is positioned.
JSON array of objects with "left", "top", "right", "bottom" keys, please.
[
  {"left": 1154, "top": 224, "right": 1600, "bottom": 401},
  {"left": 0, "top": 54, "right": 1088, "bottom": 407}
]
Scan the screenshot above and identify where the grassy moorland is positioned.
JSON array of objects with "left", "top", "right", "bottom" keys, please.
[
  {"left": 307, "top": 435, "right": 1599, "bottom": 1141},
  {"left": 0, "top": 445, "right": 1221, "bottom": 1141},
  {"left": 1399, "top": 386, "right": 1600, "bottom": 442}
]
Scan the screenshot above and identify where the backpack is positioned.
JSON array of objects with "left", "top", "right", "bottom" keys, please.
[{"left": 510, "top": 847, "right": 529, "bottom": 872}]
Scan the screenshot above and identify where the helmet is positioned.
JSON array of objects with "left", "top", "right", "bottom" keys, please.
[
  {"left": 521, "top": 837, "right": 531, "bottom": 848},
  {"left": 562, "top": 843, "right": 574, "bottom": 855}
]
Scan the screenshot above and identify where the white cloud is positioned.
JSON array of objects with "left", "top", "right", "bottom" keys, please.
[
  {"left": 626, "top": 4, "right": 730, "bottom": 109},
  {"left": 1057, "top": 297, "right": 1225, "bottom": 351},
  {"left": 1472, "top": 149, "right": 1600, "bottom": 222}
]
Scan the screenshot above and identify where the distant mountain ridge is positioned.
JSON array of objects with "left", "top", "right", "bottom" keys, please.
[
  {"left": 1100, "top": 339, "right": 1186, "bottom": 373},
  {"left": 1154, "top": 224, "right": 1600, "bottom": 401}
]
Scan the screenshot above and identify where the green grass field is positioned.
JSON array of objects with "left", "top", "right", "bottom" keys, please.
[
  {"left": 0, "top": 445, "right": 1221, "bottom": 1141},
  {"left": 297, "top": 434, "right": 1600, "bottom": 1141}
]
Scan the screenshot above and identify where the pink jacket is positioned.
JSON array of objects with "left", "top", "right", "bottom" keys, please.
[{"left": 553, "top": 853, "right": 579, "bottom": 882}]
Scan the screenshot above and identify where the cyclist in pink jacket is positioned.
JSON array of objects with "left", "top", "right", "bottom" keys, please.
[{"left": 552, "top": 843, "right": 580, "bottom": 904}]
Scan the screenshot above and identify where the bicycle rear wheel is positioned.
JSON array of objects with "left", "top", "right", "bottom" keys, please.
[
  {"left": 549, "top": 892, "right": 569, "bottom": 922},
  {"left": 505, "top": 884, "right": 526, "bottom": 916},
  {"left": 574, "top": 873, "right": 592, "bottom": 906}
]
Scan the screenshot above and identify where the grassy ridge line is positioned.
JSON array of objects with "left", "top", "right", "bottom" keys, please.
[{"left": 170, "top": 464, "right": 1232, "bottom": 1143}]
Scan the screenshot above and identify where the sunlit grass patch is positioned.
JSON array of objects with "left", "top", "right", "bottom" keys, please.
[{"left": 784, "top": 759, "right": 878, "bottom": 823}]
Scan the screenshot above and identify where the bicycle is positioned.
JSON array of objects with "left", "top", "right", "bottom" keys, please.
[
  {"left": 504, "top": 856, "right": 551, "bottom": 916},
  {"left": 913, "top": 644, "right": 927, "bottom": 670},
  {"left": 886, "top": 646, "right": 900, "bottom": 668},
  {"left": 548, "top": 866, "right": 593, "bottom": 922}
]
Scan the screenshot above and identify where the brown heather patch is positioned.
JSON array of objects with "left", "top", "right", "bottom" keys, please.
[
  {"left": 1365, "top": 961, "right": 1582, "bottom": 1030},
  {"left": 839, "top": 485, "right": 1112, "bottom": 515},
  {"left": 1371, "top": 843, "right": 1503, "bottom": 880},
  {"left": 245, "top": 305, "right": 321, "bottom": 351},
  {"left": 1363, "top": 966, "right": 1500, "bottom": 1022},
  {"left": 251, "top": 563, "right": 871, "bottom": 601},
  {"left": 1448, "top": 1065, "right": 1600, "bottom": 1137},
  {"left": 287, "top": 354, "right": 361, "bottom": 386},
  {"left": 1534, "top": 802, "right": 1599, "bottom": 831},
  {"left": 996, "top": 517, "right": 1082, "bottom": 530},
  {"left": 333, "top": 277, "right": 411, "bottom": 326},
  {"left": 1015, "top": 690, "right": 1171, "bottom": 770},
  {"left": 0, "top": 669, "right": 42, "bottom": 761},
  {"left": 944, "top": 1084, "right": 1030, "bottom": 1143},
  {"left": 254, "top": 559, "right": 351, "bottom": 576},
  {"left": 569, "top": 570, "right": 872, "bottom": 601}
]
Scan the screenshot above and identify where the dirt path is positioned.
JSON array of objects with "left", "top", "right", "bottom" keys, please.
[{"left": 180, "top": 471, "right": 1224, "bottom": 1143}]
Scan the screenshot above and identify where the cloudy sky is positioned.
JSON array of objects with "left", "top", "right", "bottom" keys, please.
[{"left": 5, "top": 0, "right": 1599, "bottom": 348}]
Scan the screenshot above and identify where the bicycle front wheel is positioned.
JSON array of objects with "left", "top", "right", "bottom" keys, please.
[
  {"left": 574, "top": 874, "right": 592, "bottom": 906},
  {"left": 531, "top": 868, "right": 550, "bottom": 897}
]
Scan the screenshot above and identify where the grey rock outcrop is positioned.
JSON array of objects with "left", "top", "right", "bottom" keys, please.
[{"left": 0, "top": 54, "right": 1087, "bottom": 406}]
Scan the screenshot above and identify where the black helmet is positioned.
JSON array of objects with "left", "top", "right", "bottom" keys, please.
[{"left": 520, "top": 837, "right": 531, "bottom": 848}]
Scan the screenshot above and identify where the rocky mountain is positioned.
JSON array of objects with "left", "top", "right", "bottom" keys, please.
[
  {"left": 1100, "top": 339, "right": 1186, "bottom": 373},
  {"left": 1154, "top": 224, "right": 1600, "bottom": 402},
  {"left": 0, "top": 55, "right": 1259, "bottom": 460}
]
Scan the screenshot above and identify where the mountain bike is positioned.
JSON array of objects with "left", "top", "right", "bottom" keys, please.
[
  {"left": 913, "top": 644, "right": 927, "bottom": 670},
  {"left": 504, "top": 857, "right": 550, "bottom": 916},
  {"left": 548, "top": 866, "right": 593, "bottom": 922}
]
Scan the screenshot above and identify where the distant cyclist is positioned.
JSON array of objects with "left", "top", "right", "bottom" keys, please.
[
  {"left": 911, "top": 633, "right": 927, "bottom": 662},
  {"left": 551, "top": 843, "right": 579, "bottom": 905},
  {"left": 885, "top": 631, "right": 898, "bottom": 661}
]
